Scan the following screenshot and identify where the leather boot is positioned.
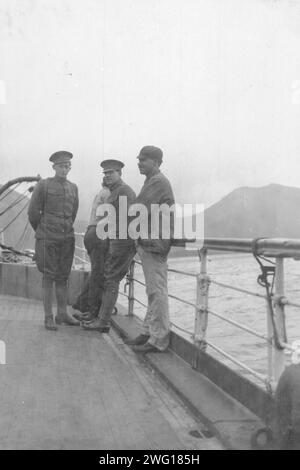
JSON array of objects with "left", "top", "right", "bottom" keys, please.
[
  {"left": 82, "top": 282, "right": 118, "bottom": 331},
  {"left": 43, "top": 279, "right": 57, "bottom": 331},
  {"left": 55, "top": 281, "right": 80, "bottom": 326},
  {"left": 75, "top": 311, "right": 98, "bottom": 322}
]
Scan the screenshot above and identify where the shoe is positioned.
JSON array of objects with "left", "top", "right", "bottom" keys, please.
[
  {"left": 44, "top": 316, "right": 58, "bottom": 331},
  {"left": 73, "top": 312, "right": 97, "bottom": 322},
  {"left": 132, "top": 342, "right": 161, "bottom": 353},
  {"left": 72, "top": 303, "right": 89, "bottom": 314},
  {"left": 82, "top": 318, "right": 110, "bottom": 332},
  {"left": 125, "top": 334, "right": 150, "bottom": 346},
  {"left": 55, "top": 311, "right": 80, "bottom": 326}
]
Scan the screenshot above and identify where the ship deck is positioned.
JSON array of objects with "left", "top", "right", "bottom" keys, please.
[{"left": 0, "top": 295, "right": 222, "bottom": 450}]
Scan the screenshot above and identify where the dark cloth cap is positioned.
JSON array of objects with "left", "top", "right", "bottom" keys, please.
[
  {"left": 49, "top": 151, "right": 73, "bottom": 164},
  {"left": 137, "top": 146, "right": 163, "bottom": 164},
  {"left": 100, "top": 159, "right": 124, "bottom": 171}
]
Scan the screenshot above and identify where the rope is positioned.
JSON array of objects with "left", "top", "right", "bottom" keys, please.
[
  {"left": 15, "top": 220, "right": 30, "bottom": 250},
  {"left": 206, "top": 339, "right": 270, "bottom": 386},
  {"left": 0, "top": 242, "right": 33, "bottom": 258},
  {"left": 252, "top": 238, "right": 284, "bottom": 351},
  {"left": 208, "top": 309, "right": 269, "bottom": 341},
  {"left": 0, "top": 182, "right": 22, "bottom": 203},
  {"left": 0, "top": 199, "right": 30, "bottom": 235},
  {"left": 171, "top": 322, "right": 193, "bottom": 335},
  {"left": 0, "top": 192, "right": 29, "bottom": 217},
  {"left": 210, "top": 279, "right": 266, "bottom": 299}
]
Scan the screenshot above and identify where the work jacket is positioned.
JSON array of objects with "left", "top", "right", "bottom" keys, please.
[
  {"left": 135, "top": 170, "right": 175, "bottom": 256},
  {"left": 28, "top": 177, "right": 79, "bottom": 241}
]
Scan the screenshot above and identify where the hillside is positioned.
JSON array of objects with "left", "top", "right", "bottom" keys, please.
[{"left": 204, "top": 183, "right": 300, "bottom": 238}]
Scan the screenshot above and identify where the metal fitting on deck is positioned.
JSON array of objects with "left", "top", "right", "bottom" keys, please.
[{"left": 273, "top": 295, "right": 288, "bottom": 308}]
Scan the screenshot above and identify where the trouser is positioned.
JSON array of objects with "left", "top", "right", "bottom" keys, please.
[
  {"left": 35, "top": 237, "right": 75, "bottom": 282},
  {"left": 137, "top": 246, "right": 170, "bottom": 351},
  {"left": 98, "top": 239, "right": 136, "bottom": 327},
  {"left": 72, "top": 275, "right": 90, "bottom": 312},
  {"left": 74, "top": 228, "right": 109, "bottom": 314},
  {"left": 35, "top": 237, "right": 75, "bottom": 318}
]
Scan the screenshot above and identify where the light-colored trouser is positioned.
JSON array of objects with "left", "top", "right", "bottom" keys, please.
[{"left": 137, "top": 246, "right": 170, "bottom": 351}]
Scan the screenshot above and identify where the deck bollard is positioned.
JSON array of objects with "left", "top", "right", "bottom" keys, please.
[
  {"left": 194, "top": 248, "right": 210, "bottom": 350},
  {"left": 128, "top": 260, "right": 135, "bottom": 317}
]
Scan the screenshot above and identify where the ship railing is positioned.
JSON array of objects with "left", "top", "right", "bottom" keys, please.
[
  {"left": 121, "top": 238, "right": 300, "bottom": 393},
  {"left": 72, "top": 233, "right": 300, "bottom": 392}
]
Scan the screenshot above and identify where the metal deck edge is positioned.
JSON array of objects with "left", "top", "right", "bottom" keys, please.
[{"left": 111, "top": 306, "right": 269, "bottom": 450}]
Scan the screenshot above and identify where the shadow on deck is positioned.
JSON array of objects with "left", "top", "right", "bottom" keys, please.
[{"left": 0, "top": 295, "right": 222, "bottom": 450}]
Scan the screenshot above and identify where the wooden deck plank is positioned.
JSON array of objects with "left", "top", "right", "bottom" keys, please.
[{"left": 0, "top": 295, "right": 222, "bottom": 450}]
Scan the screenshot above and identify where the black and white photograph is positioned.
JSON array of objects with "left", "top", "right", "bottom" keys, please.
[{"left": 1, "top": 0, "right": 300, "bottom": 453}]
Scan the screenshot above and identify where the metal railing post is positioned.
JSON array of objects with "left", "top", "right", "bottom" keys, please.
[
  {"left": 128, "top": 260, "right": 135, "bottom": 316},
  {"left": 194, "top": 248, "right": 210, "bottom": 350},
  {"left": 273, "top": 257, "right": 287, "bottom": 381},
  {"left": 266, "top": 297, "right": 274, "bottom": 384}
]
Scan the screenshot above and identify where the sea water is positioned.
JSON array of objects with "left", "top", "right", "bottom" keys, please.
[{"left": 119, "top": 253, "right": 300, "bottom": 387}]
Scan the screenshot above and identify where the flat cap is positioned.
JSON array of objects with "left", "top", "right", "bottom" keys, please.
[
  {"left": 100, "top": 159, "right": 124, "bottom": 171},
  {"left": 49, "top": 151, "right": 73, "bottom": 164},
  {"left": 137, "top": 146, "right": 163, "bottom": 164}
]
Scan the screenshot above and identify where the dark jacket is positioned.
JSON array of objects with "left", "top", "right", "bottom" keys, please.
[
  {"left": 104, "top": 179, "right": 136, "bottom": 239},
  {"left": 28, "top": 177, "right": 79, "bottom": 240},
  {"left": 136, "top": 170, "right": 175, "bottom": 256}
]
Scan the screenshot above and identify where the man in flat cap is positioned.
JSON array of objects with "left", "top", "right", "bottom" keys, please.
[
  {"left": 83, "top": 159, "right": 136, "bottom": 332},
  {"left": 28, "top": 151, "right": 80, "bottom": 330},
  {"left": 128, "top": 146, "right": 175, "bottom": 353}
]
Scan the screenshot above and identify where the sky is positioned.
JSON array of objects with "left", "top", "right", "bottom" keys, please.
[{"left": 1, "top": 0, "right": 300, "bottom": 220}]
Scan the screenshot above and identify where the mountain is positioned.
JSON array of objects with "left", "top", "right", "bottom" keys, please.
[{"left": 204, "top": 183, "right": 300, "bottom": 239}]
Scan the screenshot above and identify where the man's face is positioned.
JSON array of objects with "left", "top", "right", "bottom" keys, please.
[
  {"left": 103, "top": 169, "right": 121, "bottom": 187},
  {"left": 137, "top": 155, "right": 158, "bottom": 176},
  {"left": 53, "top": 162, "right": 71, "bottom": 178}
]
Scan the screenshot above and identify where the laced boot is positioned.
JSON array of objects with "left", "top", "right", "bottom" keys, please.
[
  {"left": 55, "top": 281, "right": 80, "bottom": 326},
  {"left": 82, "top": 283, "right": 118, "bottom": 332},
  {"left": 74, "top": 311, "right": 97, "bottom": 322},
  {"left": 43, "top": 279, "right": 57, "bottom": 331}
]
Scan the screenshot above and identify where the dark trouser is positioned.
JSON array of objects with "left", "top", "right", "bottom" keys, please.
[
  {"left": 35, "top": 237, "right": 75, "bottom": 318},
  {"left": 87, "top": 229, "right": 109, "bottom": 315},
  {"left": 98, "top": 239, "right": 136, "bottom": 327},
  {"left": 35, "top": 237, "right": 75, "bottom": 282},
  {"left": 76, "top": 227, "right": 109, "bottom": 315},
  {"left": 72, "top": 275, "right": 90, "bottom": 312}
]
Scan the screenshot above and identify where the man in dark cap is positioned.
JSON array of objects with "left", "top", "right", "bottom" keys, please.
[
  {"left": 72, "top": 176, "right": 111, "bottom": 321},
  {"left": 128, "top": 146, "right": 175, "bottom": 353},
  {"left": 82, "top": 159, "right": 136, "bottom": 332},
  {"left": 28, "top": 151, "right": 80, "bottom": 330}
]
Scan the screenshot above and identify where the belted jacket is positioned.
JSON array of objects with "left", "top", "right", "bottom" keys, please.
[{"left": 28, "top": 176, "right": 79, "bottom": 240}]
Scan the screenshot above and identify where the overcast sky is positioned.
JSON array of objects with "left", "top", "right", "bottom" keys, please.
[{"left": 1, "top": 0, "right": 300, "bottom": 220}]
